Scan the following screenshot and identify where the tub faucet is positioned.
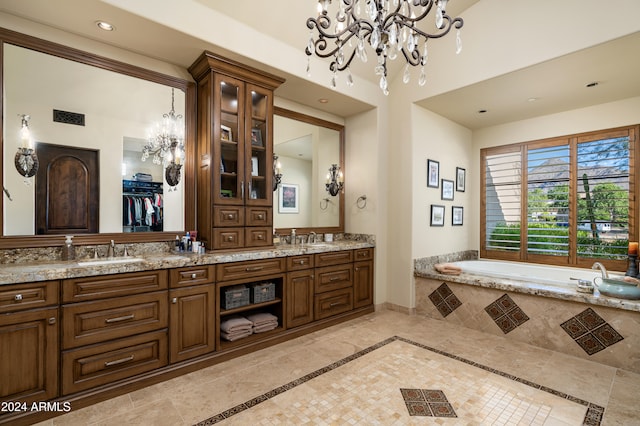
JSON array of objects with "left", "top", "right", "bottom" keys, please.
[{"left": 591, "top": 262, "right": 608, "bottom": 279}]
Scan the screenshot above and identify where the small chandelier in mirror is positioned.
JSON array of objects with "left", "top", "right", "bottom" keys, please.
[
  {"left": 325, "top": 163, "right": 344, "bottom": 196},
  {"left": 15, "top": 114, "right": 39, "bottom": 182},
  {"left": 273, "top": 154, "right": 282, "bottom": 192},
  {"left": 142, "top": 88, "right": 185, "bottom": 190}
]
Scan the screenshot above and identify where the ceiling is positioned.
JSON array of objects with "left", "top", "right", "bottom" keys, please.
[{"left": 0, "top": 0, "right": 638, "bottom": 129}]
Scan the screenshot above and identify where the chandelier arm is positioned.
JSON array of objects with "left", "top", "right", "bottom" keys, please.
[
  {"left": 331, "top": 48, "right": 358, "bottom": 73},
  {"left": 400, "top": 46, "right": 422, "bottom": 67}
]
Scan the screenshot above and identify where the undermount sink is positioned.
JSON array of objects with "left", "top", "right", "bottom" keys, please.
[
  {"left": 77, "top": 257, "right": 144, "bottom": 266},
  {"left": 305, "top": 243, "right": 334, "bottom": 248}
]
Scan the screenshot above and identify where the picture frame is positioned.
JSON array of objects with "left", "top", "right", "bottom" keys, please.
[
  {"left": 452, "top": 206, "right": 464, "bottom": 226},
  {"left": 427, "top": 159, "right": 439, "bottom": 188},
  {"left": 441, "top": 179, "right": 454, "bottom": 201},
  {"left": 220, "top": 125, "right": 232, "bottom": 142},
  {"left": 456, "top": 167, "right": 466, "bottom": 192},
  {"left": 430, "top": 204, "right": 445, "bottom": 226},
  {"left": 251, "top": 156, "right": 259, "bottom": 177},
  {"left": 278, "top": 183, "right": 299, "bottom": 213},
  {"left": 251, "top": 128, "right": 263, "bottom": 147}
]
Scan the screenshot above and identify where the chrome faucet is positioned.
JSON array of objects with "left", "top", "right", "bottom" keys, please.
[
  {"left": 107, "top": 240, "right": 115, "bottom": 258},
  {"left": 290, "top": 229, "right": 296, "bottom": 245},
  {"left": 591, "top": 262, "right": 608, "bottom": 279},
  {"left": 309, "top": 231, "right": 317, "bottom": 244}
]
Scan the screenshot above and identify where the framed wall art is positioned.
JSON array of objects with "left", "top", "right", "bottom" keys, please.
[
  {"left": 452, "top": 206, "right": 464, "bottom": 226},
  {"left": 430, "top": 204, "right": 445, "bottom": 226},
  {"left": 278, "top": 183, "right": 299, "bottom": 213},
  {"left": 441, "top": 179, "right": 454, "bottom": 200},
  {"left": 456, "top": 167, "right": 466, "bottom": 192},
  {"left": 427, "top": 159, "right": 439, "bottom": 188}
]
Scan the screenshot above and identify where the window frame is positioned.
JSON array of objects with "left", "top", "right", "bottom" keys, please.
[{"left": 481, "top": 125, "right": 638, "bottom": 272}]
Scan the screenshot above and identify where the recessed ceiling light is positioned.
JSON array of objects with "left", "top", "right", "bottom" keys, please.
[
  {"left": 318, "top": 98, "right": 329, "bottom": 104},
  {"left": 586, "top": 81, "right": 599, "bottom": 88},
  {"left": 477, "top": 109, "right": 488, "bottom": 114},
  {"left": 96, "top": 21, "right": 115, "bottom": 31},
  {"left": 527, "top": 97, "right": 538, "bottom": 102}
]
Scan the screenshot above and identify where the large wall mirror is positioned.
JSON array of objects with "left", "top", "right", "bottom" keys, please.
[
  {"left": 273, "top": 107, "right": 344, "bottom": 235},
  {"left": 0, "top": 28, "right": 195, "bottom": 248}
]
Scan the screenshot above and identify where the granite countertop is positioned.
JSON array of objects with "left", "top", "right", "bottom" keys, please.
[
  {"left": 415, "top": 265, "right": 640, "bottom": 313},
  {"left": 0, "top": 241, "right": 374, "bottom": 286}
]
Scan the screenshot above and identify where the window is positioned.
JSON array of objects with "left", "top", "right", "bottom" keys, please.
[{"left": 481, "top": 125, "right": 638, "bottom": 271}]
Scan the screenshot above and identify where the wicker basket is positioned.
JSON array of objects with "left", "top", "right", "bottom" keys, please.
[
  {"left": 223, "top": 285, "right": 250, "bottom": 309},
  {"left": 250, "top": 282, "right": 276, "bottom": 303}
]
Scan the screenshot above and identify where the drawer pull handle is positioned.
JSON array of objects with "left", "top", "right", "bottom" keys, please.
[
  {"left": 226, "top": 214, "right": 234, "bottom": 219},
  {"left": 257, "top": 214, "right": 264, "bottom": 220},
  {"left": 297, "top": 260, "right": 305, "bottom": 265},
  {"left": 226, "top": 236, "right": 234, "bottom": 242},
  {"left": 14, "top": 294, "right": 23, "bottom": 301},
  {"left": 257, "top": 235, "right": 264, "bottom": 240},
  {"left": 329, "top": 302, "right": 346, "bottom": 308},
  {"left": 172, "top": 298, "right": 178, "bottom": 304},
  {"left": 245, "top": 266, "right": 264, "bottom": 272},
  {"left": 104, "top": 355, "right": 135, "bottom": 367},
  {"left": 191, "top": 273, "right": 198, "bottom": 279},
  {"left": 48, "top": 317, "right": 56, "bottom": 325},
  {"left": 359, "top": 252, "right": 367, "bottom": 257},
  {"left": 329, "top": 277, "right": 342, "bottom": 282},
  {"left": 105, "top": 314, "right": 135, "bottom": 324}
]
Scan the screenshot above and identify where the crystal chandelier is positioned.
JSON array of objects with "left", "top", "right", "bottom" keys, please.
[
  {"left": 306, "top": 0, "right": 463, "bottom": 95},
  {"left": 142, "top": 88, "right": 185, "bottom": 188}
]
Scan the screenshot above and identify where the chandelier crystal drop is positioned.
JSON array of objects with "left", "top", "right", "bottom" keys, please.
[{"left": 306, "top": 0, "right": 463, "bottom": 95}]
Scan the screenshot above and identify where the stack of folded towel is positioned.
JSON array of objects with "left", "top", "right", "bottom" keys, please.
[
  {"left": 434, "top": 263, "right": 462, "bottom": 275},
  {"left": 246, "top": 312, "right": 278, "bottom": 334},
  {"left": 220, "top": 315, "right": 253, "bottom": 341}
]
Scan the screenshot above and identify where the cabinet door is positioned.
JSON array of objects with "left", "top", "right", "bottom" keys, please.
[
  {"left": 286, "top": 270, "right": 314, "bottom": 328},
  {"left": 0, "top": 307, "right": 58, "bottom": 403},
  {"left": 353, "top": 260, "right": 374, "bottom": 308},
  {"left": 169, "top": 284, "right": 216, "bottom": 363},
  {"left": 245, "top": 84, "right": 273, "bottom": 207},
  {"left": 215, "top": 74, "right": 245, "bottom": 205}
]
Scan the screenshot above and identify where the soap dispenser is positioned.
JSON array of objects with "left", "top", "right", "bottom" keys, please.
[{"left": 62, "top": 235, "right": 76, "bottom": 261}]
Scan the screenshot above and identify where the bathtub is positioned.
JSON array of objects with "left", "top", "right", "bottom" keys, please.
[{"left": 452, "top": 259, "right": 613, "bottom": 287}]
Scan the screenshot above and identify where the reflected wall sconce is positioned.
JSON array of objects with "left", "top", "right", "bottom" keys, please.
[
  {"left": 273, "top": 154, "right": 282, "bottom": 192},
  {"left": 15, "top": 114, "right": 39, "bottom": 180},
  {"left": 325, "top": 163, "right": 344, "bottom": 196},
  {"left": 142, "top": 88, "right": 184, "bottom": 190}
]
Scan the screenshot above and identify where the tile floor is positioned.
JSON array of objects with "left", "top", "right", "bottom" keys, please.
[{"left": 34, "top": 310, "right": 639, "bottom": 425}]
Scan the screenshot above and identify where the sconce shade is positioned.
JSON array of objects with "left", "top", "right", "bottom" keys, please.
[{"left": 15, "top": 148, "right": 39, "bottom": 177}]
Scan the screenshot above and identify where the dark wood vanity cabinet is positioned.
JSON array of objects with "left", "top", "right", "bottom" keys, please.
[
  {"left": 60, "top": 271, "right": 169, "bottom": 395},
  {"left": 0, "top": 281, "right": 59, "bottom": 405},
  {"left": 189, "top": 51, "right": 285, "bottom": 250},
  {"left": 286, "top": 255, "right": 315, "bottom": 328},
  {"left": 169, "top": 265, "right": 216, "bottom": 363},
  {"left": 353, "top": 248, "right": 374, "bottom": 308}
]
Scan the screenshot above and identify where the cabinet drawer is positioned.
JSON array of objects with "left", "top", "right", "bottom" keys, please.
[
  {"left": 287, "top": 254, "right": 314, "bottom": 271},
  {"left": 62, "top": 270, "right": 168, "bottom": 303},
  {"left": 315, "top": 264, "right": 353, "bottom": 294},
  {"left": 213, "top": 228, "right": 244, "bottom": 250},
  {"left": 216, "top": 258, "right": 286, "bottom": 282},
  {"left": 0, "top": 280, "right": 59, "bottom": 313},
  {"left": 354, "top": 248, "right": 374, "bottom": 261},
  {"left": 246, "top": 207, "right": 271, "bottom": 226},
  {"left": 62, "top": 291, "right": 168, "bottom": 349},
  {"left": 213, "top": 206, "right": 244, "bottom": 227},
  {"left": 170, "top": 265, "right": 216, "bottom": 288},
  {"left": 245, "top": 227, "right": 272, "bottom": 247},
  {"left": 61, "top": 330, "right": 168, "bottom": 395},
  {"left": 314, "top": 250, "right": 353, "bottom": 267},
  {"left": 315, "top": 288, "right": 353, "bottom": 320}
]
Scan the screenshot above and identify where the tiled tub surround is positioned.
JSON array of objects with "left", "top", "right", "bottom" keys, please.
[
  {"left": 0, "top": 234, "right": 374, "bottom": 285},
  {"left": 415, "top": 256, "right": 640, "bottom": 374}
]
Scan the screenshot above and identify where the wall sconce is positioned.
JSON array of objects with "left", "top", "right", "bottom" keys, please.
[
  {"left": 325, "top": 163, "right": 344, "bottom": 196},
  {"left": 165, "top": 160, "right": 182, "bottom": 190},
  {"left": 273, "top": 154, "right": 282, "bottom": 192},
  {"left": 15, "top": 114, "right": 39, "bottom": 179}
]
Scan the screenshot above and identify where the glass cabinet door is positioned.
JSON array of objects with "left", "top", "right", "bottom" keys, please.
[
  {"left": 245, "top": 84, "right": 273, "bottom": 206},
  {"left": 215, "top": 75, "right": 244, "bottom": 204}
]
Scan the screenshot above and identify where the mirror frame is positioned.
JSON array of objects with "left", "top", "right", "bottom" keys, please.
[
  {"left": 0, "top": 27, "right": 196, "bottom": 248},
  {"left": 273, "top": 106, "right": 344, "bottom": 236}
]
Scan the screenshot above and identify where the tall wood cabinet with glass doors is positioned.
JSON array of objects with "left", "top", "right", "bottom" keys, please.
[{"left": 189, "top": 52, "right": 285, "bottom": 250}]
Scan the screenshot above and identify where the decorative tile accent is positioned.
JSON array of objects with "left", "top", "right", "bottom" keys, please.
[
  {"left": 400, "top": 388, "right": 457, "bottom": 417},
  {"left": 195, "top": 336, "right": 603, "bottom": 425},
  {"left": 561, "top": 308, "right": 624, "bottom": 355},
  {"left": 484, "top": 293, "right": 530, "bottom": 333},
  {"left": 428, "top": 283, "right": 462, "bottom": 317}
]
